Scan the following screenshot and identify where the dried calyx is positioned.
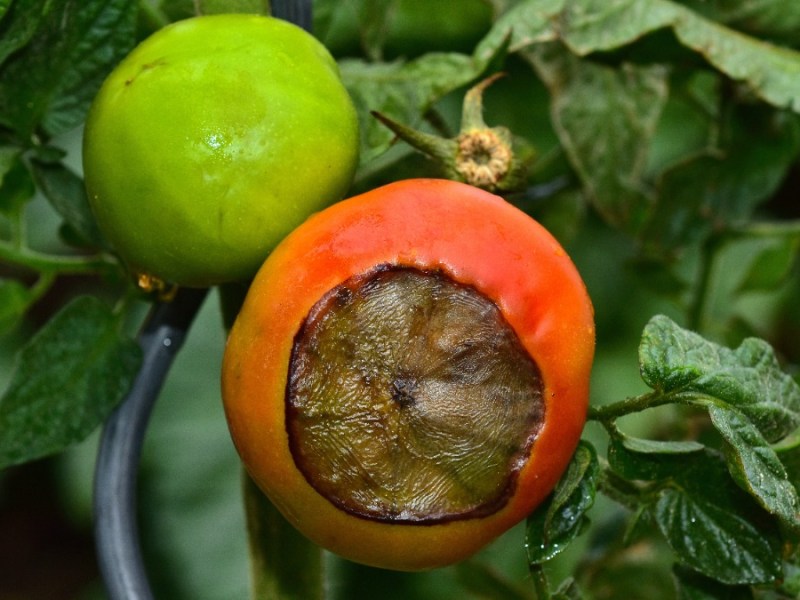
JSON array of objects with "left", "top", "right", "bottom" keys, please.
[{"left": 372, "top": 74, "right": 534, "bottom": 193}]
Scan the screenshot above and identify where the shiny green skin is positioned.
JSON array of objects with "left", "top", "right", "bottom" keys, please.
[{"left": 83, "top": 14, "right": 359, "bottom": 287}]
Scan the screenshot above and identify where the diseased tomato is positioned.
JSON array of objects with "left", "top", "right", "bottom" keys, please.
[
  {"left": 83, "top": 14, "right": 359, "bottom": 288},
  {"left": 221, "top": 178, "right": 595, "bottom": 571}
]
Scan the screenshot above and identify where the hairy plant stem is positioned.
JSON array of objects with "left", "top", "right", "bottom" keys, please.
[
  {"left": 529, "top": 563, "right": 551, "bottom": 600},
  {"left": 0, "top": 240, "right": 117, "bottom": 275},
  {"left": 588, "top": 390, "right": 671, "bottom": 423},
  {"left": 596, "top": 462, "right": 645, "bottom": 512}
]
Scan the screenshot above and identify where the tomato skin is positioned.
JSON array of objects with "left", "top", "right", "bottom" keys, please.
[
  {"left": 222, "top": 178, "right": 595, "bottom": 570},
  {"left": 83, "top": 14, "right": 359, "bottom": 287}
]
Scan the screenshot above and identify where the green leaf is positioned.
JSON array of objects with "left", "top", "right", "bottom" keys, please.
[
  {"left": 0, "top": 295, "right": 141, "bottom": 468},
  {"left": 523, "top": 43, "right": 667, "bottom": 231},
  {"left": 708, "top": 405, "right": 800, "bottom": 532},
  {"left": 607, "top": 428, "right": 716, "bottom": 487},
  {"left": 474, "top": 0, "right": 565, "bottom": 59},
  {"left": 672, "top": 565, "right": 755, "bottom": 600},
  {"left": 644, "top": 107, "right": 800, "bottom": 253},
  {"left": 654, "top": 486, "right": 781, "bottom": 585},
  {"left": 30, "top": 159, "right": 106, "bottom": 248},
  {"left": 560, "top": 0, "right": 800, "bottom": 113},
  {"left": 679, "top": 0, "right": 800, "bottom": 46},
  {"left": 616, "top": 430, "right": 705, "bottom": 456},
  {"left": 737, "top": 235, "right": 800, "bottom": 293},
  {"left": 608, "top": 428, "right": 789, "bottom": 555},
  {"left": 478, "top": 0, "right": 800, "bottom": 114},
  {"left": 639, "top": 315, "right": 800, "bottom": 442},
  {"left": 0, "top": 278, "right": 32, "bottom": 334},
  {"left": 776, "top": 432, "right": 800, "bottom": 493},
  {"left": 0, "top": 0, "right": 137, "bottom": 140},
  {"left": 342, "top": 48, "right": 497, "bottom": 162},
  {"left": 526, "top": 441, "right": 599, "bottom": 564},
  {"left": 0, "top": 0, "right": 51, "bottom": 67}
]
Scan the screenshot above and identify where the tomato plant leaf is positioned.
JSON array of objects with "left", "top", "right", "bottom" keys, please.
[
  {"left": 639, "top": 315, "right": 800, "bottom": 443},
  {"left": 606, "top": 431, "right": 790, "bottom": 587},
  {"left": 736, "top": 235, "right": 800, "bottom": 294},
  {"left": 526, "top": 441, "right": 598, "bottom": 564},
  {"left": 480, "top": 0, "right": 800, "bottom": 114},
  {"left": 474, "top": 0, "right": 563, "bottom": 60},
  {"left": 776, "top": 433, "right": 800, "bottom": 494},
  {"left": 0, "top": 0, "right": 51, "bottom": 67},
  {"left": 672, "top": 565, "right": 755, "bottom": 600},
  {"left": 0, "top": 0, "right": 137, "bottom": 141},
  {"left": 653, "top": 486, "right": 781, "bottom": 585},
  {"left": 708, "top": 405, "right": 800, "bottom": 532},
  {"left": 30, "top": 159, "right": 107, "bottom": 249},
  {"left": 0, "top": 295, "right": 141, "bottom": 469},
  {"left": 522, "top": 42, "right": 667, "bottom": 231},
  {"left": 679, "top": 0, "right": 800, "bottom": 45},
  {"left": 607, "top": 428, "right": 715, "bottom": 486},
  {"left": 643, "top": 107, "right": 800, "bottom": 254},
  {"left": 561, "top": 0, "right": 800, "bottom": 113}
]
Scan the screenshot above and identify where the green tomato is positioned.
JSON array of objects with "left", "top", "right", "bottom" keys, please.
[{"left": 83, "top": 14, "right": 359, "bottom": 287}]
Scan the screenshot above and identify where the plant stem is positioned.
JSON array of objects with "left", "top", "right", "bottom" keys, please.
[
  {"left": 0, "top": 240, "right": 117, "bottom": 275},
  {"left": 587, "top": 390, "right": 669, "bottom": 423},
  {"left": 243, "top": 473, "right": 326, "bottom": 600},
  {"left": 596, "top": 463, "right": 644, "bottom": 512},
  {"left": 529, "top": 563, "right": 551, "bottom": 600}
]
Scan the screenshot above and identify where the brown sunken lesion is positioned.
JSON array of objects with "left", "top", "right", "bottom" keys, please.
[{"left": 286, "top": 264, "right": 545, "bottom": 524}]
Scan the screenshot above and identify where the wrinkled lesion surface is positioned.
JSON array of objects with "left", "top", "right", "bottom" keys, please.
[{"left": 286, "top": 265, "right": 544, "bottom": 523}]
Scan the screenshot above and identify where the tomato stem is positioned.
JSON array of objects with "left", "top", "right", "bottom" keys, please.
[
  {"left": 529, "top": 563, "right": 551, "bottom": 600},
  {"left": 0, "top": 240, "right": 118, "bottom": 275},
  {"left": 587, "top": 389, "right": 699, "bottom": 423},
  {"left": 243, "top": 473, "right": 326, "bottom": 600}
]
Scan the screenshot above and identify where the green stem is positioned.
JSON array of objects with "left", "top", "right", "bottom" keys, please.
[
  {"left": 243, "top": 472, "right": 326, "bottom": 600},
  {"left": 0, "top": 241, "right": 117, "bottom": 275},
  {"left": 687, "top": 235, "right": 720, "bottom": 332},
  {"left": 597, "top": 463, "right": 644, "bottom": 512},
  {"left": 529, "top": 563, "right": 551, "bottom": 600},
  {"left": 587, "top": 390, "right": 670, "bottom": 423}
]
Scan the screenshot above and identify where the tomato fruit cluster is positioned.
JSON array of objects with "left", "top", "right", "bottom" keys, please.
[
  {"left": 222, "top": 178, "right": 595, "bottom": 570},
  {"left": 83, "top": 14, "right": 359, "bottom": 287}
]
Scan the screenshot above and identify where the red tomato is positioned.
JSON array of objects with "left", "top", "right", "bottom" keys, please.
[{"left": 222, "top": 179, "right": 595, "bottom": 570}]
